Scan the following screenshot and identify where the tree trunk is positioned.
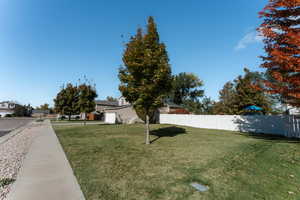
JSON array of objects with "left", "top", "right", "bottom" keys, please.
[
  {"left": 145, "top": 115, "right": 150, "bottom": 145},
  {"left": 84, "top": 113, "right": 86, "bottom": 126},
  {"left": 68, "top": 114, "right": 71, "bottom": 121}
]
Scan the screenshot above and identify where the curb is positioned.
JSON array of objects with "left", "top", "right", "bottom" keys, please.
[{"left": 0, "top": 121, "right": 36, "bottom": 145}]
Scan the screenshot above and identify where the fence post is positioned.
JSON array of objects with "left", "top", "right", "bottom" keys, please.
[
  {"left": 295, "top": 116, "right": 300, "bottom": 138},
  {"left": 285, "top": 115, "right": 291, "bottom": 138}
]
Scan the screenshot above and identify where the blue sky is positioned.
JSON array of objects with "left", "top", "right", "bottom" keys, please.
[{"left": 0, "top": 0, "right": 268, "bottom": 107}]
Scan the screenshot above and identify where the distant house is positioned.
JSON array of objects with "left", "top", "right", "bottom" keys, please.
[
  {"left": 32, "top": 109, "right": 50, "bottom": 118},
  {"left": 159, "top": 102, "right": 189, "bottom": 114},
  {"left": 95, "top": 97, "right": 131, "bottom": 113},
  {"left": 0, "top": 101, "right": 16, "bottom": 117},
  {"left": 81, "top": 100, "right": 119, "bottom": 121},
  {"left": 105, "top": 105, "right": 143, "bottom": 124},
  {"left": 94, "top": 97, "right": 139, "bottom": 123},
  {"left": 95, "top": 97, "right": 187, "bottom": 123}
]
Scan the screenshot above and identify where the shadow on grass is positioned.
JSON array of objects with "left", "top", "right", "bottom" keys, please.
[
  {"left": 234, "top": 115, "right": 300, "bottom": 142},
  {"left": 150, "top": 126, "right": 186, "bottom": 143},
  {"left": 237, "top": 132, "right": 300, "bottom": 144}
]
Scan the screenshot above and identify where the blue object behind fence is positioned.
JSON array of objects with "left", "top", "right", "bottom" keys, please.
[{"left": 244, "top": 105, "right": 263, "bottom": 111}]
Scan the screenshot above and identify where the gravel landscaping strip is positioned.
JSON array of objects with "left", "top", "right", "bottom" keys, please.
[{"left": 0, "top": 123, "right": 40, "bottom": 200}]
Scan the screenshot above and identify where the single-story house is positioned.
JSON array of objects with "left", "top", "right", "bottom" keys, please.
[
  {"left": 0, "top": 101, "right": 16, "bottom": 117},
  {"left": 92, "top": 97, "right": 188, "bottom": 124},
  {"left": 95, "top": 97, "right": 130, "bottom": 112},
  {"left": 101, "top": 97, "right": 188, "bottom": 124}
]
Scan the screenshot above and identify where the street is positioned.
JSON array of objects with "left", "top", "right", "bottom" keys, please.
[{"left": 0, "top": 119, "right": 33, "bottom": 137}]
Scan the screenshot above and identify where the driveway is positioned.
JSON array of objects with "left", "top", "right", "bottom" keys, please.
[{"left": 0, "top": 118, "right": 33, "bottom": 137}]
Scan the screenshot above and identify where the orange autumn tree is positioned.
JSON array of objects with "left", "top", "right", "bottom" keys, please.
[{"left": 259, "top": 0, "right": 300, "bottom": 107}]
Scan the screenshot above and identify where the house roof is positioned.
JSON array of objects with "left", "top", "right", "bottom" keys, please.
[
  {"left": 95, "top": 100, "right": 119, "bottom": 106},
  {"left": 104, "top": 105, "right": 131, "bottom": 111},
  {"left": 95, "top": 99, "right": 182, "bottom": 109}
]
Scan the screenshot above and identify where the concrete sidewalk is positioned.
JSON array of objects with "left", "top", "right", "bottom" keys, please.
[
  {"left": 51, "top": 121, "right": 104, "bottom": 126},
  {"left": 7, "top": 120, "right": 85, "bottom": 200}
]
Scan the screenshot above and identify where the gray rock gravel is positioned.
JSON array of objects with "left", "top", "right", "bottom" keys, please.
[{"left": 0, "top": 123, "right": 39, "bottom": 200}]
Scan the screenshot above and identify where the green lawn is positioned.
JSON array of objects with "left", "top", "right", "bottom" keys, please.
[{"left": 54, "top": 124, "right": 300, "bottom": 200}]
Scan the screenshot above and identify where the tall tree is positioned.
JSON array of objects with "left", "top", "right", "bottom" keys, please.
[
  {"left": 213, "top": 81, "right": 238, "bottom": 114},
  {"left": 171, "top": 72, "right": 204, "bottom": 105},
  {"left": 36, "top": 103, "right": 50, "bottom": 110},
  {"left": 14, "top": 104, "right": 32, "bottom": 117},
  {"left": 54, "top": 83, "right": 79, "bottom": 120},
  {"left": 182, "top": 99, "right": 203, "bottom": 114},
  {"left": 259, "top": 0, "right": 300, "bottom": 107},
  {"left": 234, "top": 69, "right": 273, "bottom": 114},
  {"left": 106, "top": 96, "right": 117, "bottom": 102},
  {"left": 199, "top": 96, "right": 215, "bottom": 114},
  {"left": 181, "top": 97, "right": 215, "bottom": 114},
  {"left": 119, "top": 16, "right": 172, "bottom": 144},
  {"left": 77, "top": 83, "right": 98, "bottom": 123},
  {"left": 214, "top": 69, "right": 274, "bottom": 114}
]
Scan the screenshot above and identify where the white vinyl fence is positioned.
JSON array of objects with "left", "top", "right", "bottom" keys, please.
[{"left": 160, "top": 114, "right": 300, "bottom": 138}]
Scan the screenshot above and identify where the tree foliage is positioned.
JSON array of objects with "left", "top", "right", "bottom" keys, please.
[
  {"left": 36, "top": 103, "right": 55, "bottom": 114},
  {"left": 200, "top": 96, "right": 215, "bottom": 114},
  {"left": 54, "top": 83, "right": 79, "bottom": 120},
  {"left": 119, "top": 16, "right": 172, "bottom": 144},
  {"left": 106, "top": 96, "right": 118, "bottom": 102},
  {"left": 258, "top": 0, "right": 300, "bottom": 107},
  {"left": 36, "top": 103, "right": 50, "bottom": 110},
  {"left": 54, "top": 82, "right": 97, "bottom": 120},
  {"left": 214, "top": 69, "right": 274, "bottom": 114},
  {"left": 213, "top": 82, "right": 237, "bottom": 114},
  {"left": 134, "top": 107, "right": 157, "bottom": 123},
  {"left": 234, "top": 69, "right": 273, "bottom": 114},
  {"left": 183, "top": 98, "right": 215, "bottom": 114},
  {"left": 168, "top": 72, "right": 207, "bottom": 114},
  {"left": 78, "top": 83, "right": 98, "bottom": 119},
  {"left": 171, "top": 72, "right": 204, "bottom": 105},
  {"left": 13, "top": 104, "right": 32, "bottom": 117}
]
